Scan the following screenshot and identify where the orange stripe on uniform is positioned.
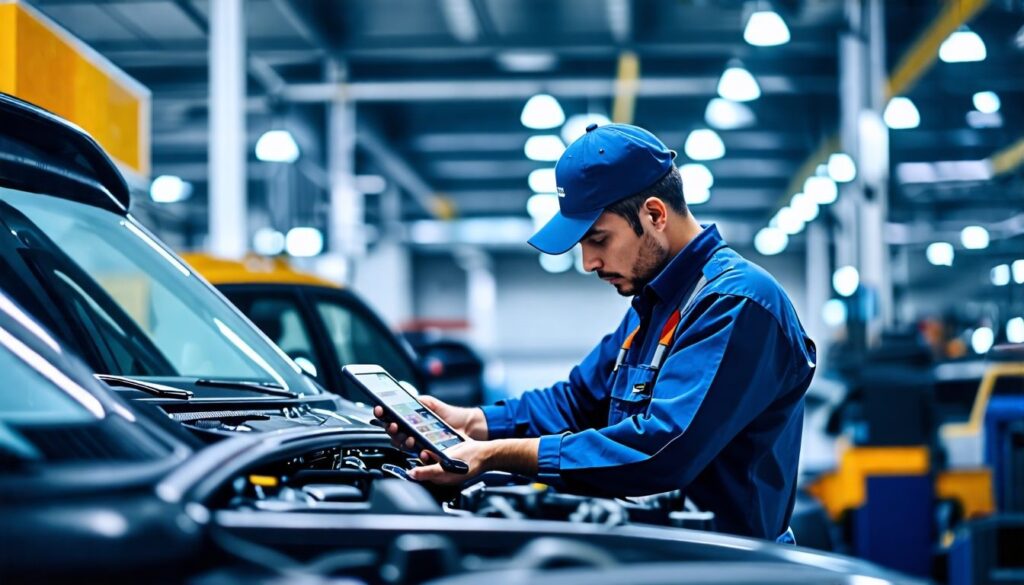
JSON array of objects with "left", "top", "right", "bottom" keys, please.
[{"left": 658, "top": 311, "right": 681, "bottom": 346}]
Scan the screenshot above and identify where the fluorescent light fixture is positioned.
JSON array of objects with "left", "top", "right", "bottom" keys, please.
[
  {"left": 255, "top": 130, "right": 300, "bottom": 163},
  {"left": 539, "top": 253, "right": 573, "bottom": 273},
  {"left": 743, "top": 10, "right": 790, "bottom": 47},
  {"left": 285, "top": 227, "right": 324, "bottom": 257},
  {"left": 804, "top": 176, "right": 838, "bottom": 205},
  {"left": 833, "top": 266, "right": 860, "bottom": 297},
  {"left": 717, "top": 64, "right": 760, "bottom": 102},
  {"left": 896, "top": 160, "right": 993, "bottom": 184},
  {"left": 827, "top": 153, "right": 857, "bottom": 183},
  {"left": 528, "top": 168, "right": 557, "bottom": 193},
  {"left": 680, "top": 163, "right": 713, "bottom": 205},
  {"left": 774, "top": 207, "right": 804, "bottom": 235},
  {"left": 960, "top": 225, "right": 989, "bottom": 250},
  {"left": 939, "top": 26, "right": 987, "bottom": 63},
  {"left": 966, "top": 110, "right": 1003, "bottom": 129},
  {"left": 992, "top": 264, "right": 1010, "bottom": 286},
  {"left": 684, "top": 129, "right": 725, "bottom": 161},
  {"left": 253, "top": 228, "right": 286, "bottom": 256},
  {"left": 926, "top": 242, "right": 954, "bottom": 267},
  {"left": 354, "top": 174, "right": 387, "bottom": 194},
  {"left": 524, "top": 135, "right": 566, "bottom": 162},
  {"left": 496, "top": 50, "right": 557, "bottom": 72},
  {"left": 753, "top": 227, "right": 788, "bottom": 256},
  {"left": 1013, "top": 259, "right": 1024, "bottom": 284},
  {"left": 561, "top": 113, "right": 612, "bottom": 145},
  {"left": 149, "top": 175, "right": 192, "bottom": 203},
  {"left": 822, "top": 299, "right": 847, "bottom": 327},
  {"left": 526, "top": 193, "right": 560, "bottom": 223},
  {"left": 520, "top": 94, "right": 565, "bottom": 130},
  {"left": 1007, "top": 317, "right": 1024, "bottom": 344},
  {"left": 973, "top": 91, "right": 1000, "bottom": 114},
  {"left": 705, "top": 98, "right": 756, "bottom": 130},
  {"left": 790, "top": 193, "right": 819, "bottom": 222},
  {"left": 970, "top": 327, "right": 994, "bottom": 354},
  {"left": 884, "top": 97, "right": 920, "bottom": 130}
]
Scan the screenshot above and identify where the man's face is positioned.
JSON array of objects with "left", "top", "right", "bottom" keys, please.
[{"left": 579, "top": 211, "right": 670, "bottom": 297}]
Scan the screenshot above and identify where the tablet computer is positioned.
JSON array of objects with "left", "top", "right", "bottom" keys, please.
[{"left": 342, "top": 364, "right": 469, "bottom": 474}]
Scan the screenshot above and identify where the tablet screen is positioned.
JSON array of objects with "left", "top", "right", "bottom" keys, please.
[{"left": 355, "top": 372, "right": 463, "bottom": 451}]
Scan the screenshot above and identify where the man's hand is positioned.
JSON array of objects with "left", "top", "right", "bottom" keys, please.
[
  {"left": 372, "top": 394, "right": 488, "bottom": 454},
  {"left": 408, "top": 438, "right": 540, "bottom": 485}
]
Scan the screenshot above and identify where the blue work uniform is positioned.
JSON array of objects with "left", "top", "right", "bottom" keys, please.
[{"left": 481, "top": 225, "right": 816, "bottom": 539}]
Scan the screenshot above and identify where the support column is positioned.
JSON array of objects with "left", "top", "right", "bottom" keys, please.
[
  {"left": 806, "top": 221, "right": 831, "bottom": 368},
  {"left": 326, "top": 61, "right": 364, "bottom": 283},
  {"left": 456, "top": 247, "right": 498, "bottom": 359},
  {"left": 838, "top": 0, "right": 892, "bottom": 348},
  {"left": 208, "top": 0, "right": 247, "bottom": 259},
  {"left": 351, "top": 182, "right": 414, "bottom": 327}
]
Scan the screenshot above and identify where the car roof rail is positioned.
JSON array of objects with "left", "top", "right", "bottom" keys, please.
[{"left": 0, "top": 93, "right": 130, "bottom": 214}]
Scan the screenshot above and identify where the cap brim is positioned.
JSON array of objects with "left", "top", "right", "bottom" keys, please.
[{"left": 528, "top": 208, "right": 603, "bottom": 255}]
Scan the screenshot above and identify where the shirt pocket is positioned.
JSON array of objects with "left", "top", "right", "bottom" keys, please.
[{"left": 609, "top": 365, "right": 656, "bottom": 424}]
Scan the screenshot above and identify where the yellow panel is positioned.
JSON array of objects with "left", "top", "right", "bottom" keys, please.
[
  {"left": 0, "top": 4, "right": 16, "bottom": 94},
  {"left": 180, "top": 253, "right": 343, "bottom": 289},
  {"left": 2, "top": 1, "right": 149, "bottom": 177},
  {"left": 808, "top": 446, "right": 930, "bottom": 519},
  {"left": 936, "top": 469, "right": 993, "bottom": 519},
  {"left": 95, "top": 275, "right": 152, "bottom": 331}
]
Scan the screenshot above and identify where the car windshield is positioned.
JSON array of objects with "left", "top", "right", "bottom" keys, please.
[{"left": 0, "top": 187, "right": 316, "bottom": 395}]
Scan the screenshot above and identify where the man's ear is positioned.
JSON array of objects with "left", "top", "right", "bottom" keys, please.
[{"left": 643, "top": 197, "right": 669, "bottom": 231}]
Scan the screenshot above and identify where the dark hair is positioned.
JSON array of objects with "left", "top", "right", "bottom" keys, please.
[{"left": 604, "top": 166, "right": 688, "bottom": 236}]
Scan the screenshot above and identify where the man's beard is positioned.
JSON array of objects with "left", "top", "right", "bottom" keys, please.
[{"left": 604, "top": 231, "right": 671, "bottom": 297}]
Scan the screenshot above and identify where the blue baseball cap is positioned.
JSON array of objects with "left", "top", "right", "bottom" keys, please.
[{"left": 528, "top": 123, "right": 677, "bottom": 255}]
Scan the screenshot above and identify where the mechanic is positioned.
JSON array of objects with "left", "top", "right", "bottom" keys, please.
[{"left": 377, "top": 123, "right": 816, "bottom": 541}]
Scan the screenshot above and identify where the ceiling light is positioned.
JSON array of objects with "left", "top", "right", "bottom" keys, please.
[
  {"left": 717, "top": 63, "right": 761, "bottom": 102},
  {"left": 354, "top": 174, "right": 387, "bottom": 194},
  {"left": 822, "top": 299, "right": 847, "bottom": 327},
  {"left": 939, "top": 26, "right": 987, "bottom": 63},
  {"left": 884, "top": 97, "right": 920, "bottom": 130},
  {"left": 561, "top": 113, "right": 612, "bottom": 145},
  {"left": 896, "top": 160, "right": 993, "bottom": 184},
  {"left": 684, "top": 129, "right": 725, "bottom": 161},
  {"left": 926, "top": 242, "right": 954, "bottom": 267},
  {"left": 255, "top": 130, "right": 300, "bottom": 163},
  {"left": 966, "top": 110, "right": 1003, "bottom": 129},
  {"left": 833, "top": 266, "right": 860, "bottom": 297},
  {"left": 524, "top": 135, "right": 566, "bottom": 162},
  {"left": 253, "top": 228, "right": 285, "bottom": 256},
  {"left": 992, "top": 264, "right": 1010, "bottom": 286},
  {"left": 149, "top": 175, "right": 192, "bottom": 203},
  {"left": 1007, "top": 317, "right": 1024, "bottom": 344},
  {"left": 827, "top": 153, "right": 857, "bottom": 183},
  {"left": 754, "top": 227, "right": 788, "bottom": 256},
  {"left": 285, "top": 227, "right": 323, "bottom": 257},
  {"left": 790, "top": 193, "right": 819, "bottom": 222},
  {"left": 705, "top": 98, "right": 756, "bottom": 130},
  {"left": 528, "top": 168, "right": 557, "bottom": 193},
  {"left": 972, "top": 91, "right": 1000, "bottom": 114},
  {"left": 804, "top": 176, "right": 838, "bottom": 205},
  {"left": 970, "top": 327, "right": 994, "bottom": 354},
  {"left": 496, "top": 51, "right": 558, "bottom": 72},
  {"left": 960, "top": 225, "right": 989, "bottom": 250},
  {"left": 539, "top": 253, "right": 573, "bottom": 273},
  {"left": 1013, "top": 260, "right": 1024, "bottom": 284},
  {"left": 680, "top": 163, "right": 713, "bottom": 205},
  {"left": 521, "top": 94, "right": 565, "bottom": 130},
  {"left": 743, "top": 10, "right": 790, "bottom": 47},
  {"left": 526, "top": 193, "right": 560, "bottom": 224},
  {"left": 775, "top": 207, "right": 804, "bottom": 235}
]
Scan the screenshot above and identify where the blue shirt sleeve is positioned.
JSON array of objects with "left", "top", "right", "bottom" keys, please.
[
  {"left": 480, "top": 315, "right": 632, "bottom": 439},
  {"left": 534, "top": 294, "right": 801, "bottom": 496}
]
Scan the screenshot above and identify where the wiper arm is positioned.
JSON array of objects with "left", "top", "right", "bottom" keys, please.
[
  {"left": 194, "top": 379, "right": 298, "bottom": 398},
  {"left": 96, "top": 374, "right": 193, "bottom": 400}
]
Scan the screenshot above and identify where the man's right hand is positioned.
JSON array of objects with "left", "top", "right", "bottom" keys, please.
[{"left": 373, "top": 394, "right": 489, "bottom": 452}]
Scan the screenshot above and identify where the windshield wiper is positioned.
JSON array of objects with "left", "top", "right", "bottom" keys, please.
[
  {"left": 96, "top": 374, "right": 193, "bottom": 400},
  {"left": 194, "top": 379, "right": 298, "bottom": 398}
]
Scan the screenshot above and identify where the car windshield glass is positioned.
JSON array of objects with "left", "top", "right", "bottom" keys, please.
[{"left": 0, "top": 187, "right": 315, "bottom": 395}]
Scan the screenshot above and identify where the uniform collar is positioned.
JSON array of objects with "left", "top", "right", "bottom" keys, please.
[{"left": 644, "top": 223, "right": 726, "bottom": 303}]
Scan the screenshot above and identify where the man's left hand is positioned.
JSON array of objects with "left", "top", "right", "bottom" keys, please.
[{"left": 408, "top": 439, "right": 491, "bottom": 484}]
